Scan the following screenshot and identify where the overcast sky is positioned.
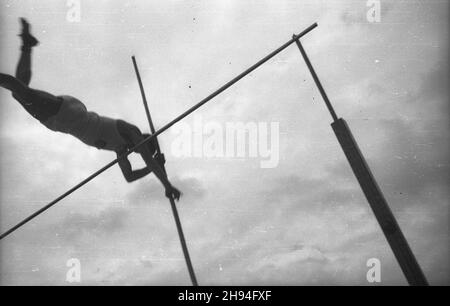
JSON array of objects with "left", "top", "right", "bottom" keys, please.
[{"left": 0, "top": 0, "right": 448, "bottom": 285}]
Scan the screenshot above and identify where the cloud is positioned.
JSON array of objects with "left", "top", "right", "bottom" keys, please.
[
  {"left": 250, "top": 245, "right": 328, "bottom": 271},
  {"left": 413, "top": 63, "right": 449, "bottom": 107},
  {"left": 126, "top": 175, "right": 206, "bottom": 206},
  {"left": 54, "top": 206, "right": 129, "bottom": 241}
]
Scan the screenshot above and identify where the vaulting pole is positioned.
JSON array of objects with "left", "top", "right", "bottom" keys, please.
[
  {"left": 0, "top": 22, "right": 317, "bottom": 241},
  {"left": 132, "top": 56, "right": 198, "bottom": 286},
  {"left": 293, "top": 37, "right": 428, "bottom": 286},
  {"left": 131, "top": 56, "right": 161, "bottom": 153}
]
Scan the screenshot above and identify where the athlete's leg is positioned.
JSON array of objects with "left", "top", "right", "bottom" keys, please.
[
  {"left": 0, "top": 19, "right": 61, "bottom": 122},
  {"left": 16, "top": 48, "right": 32, "bottom": 85},
  {"left": 0, "top": 72, "right": 61, "bottom": 122},
  {"left": 0, "top": 73, "right": 28, "bottom": 94},
  {"left": 16, "top": 18, "right": 39, "bottom": 85}
]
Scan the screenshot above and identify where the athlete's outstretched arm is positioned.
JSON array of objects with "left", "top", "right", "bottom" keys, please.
[
  {"left": 120, "top": 126, "right": 182, "bottom": 200},
  {"left": 117, "top": 152, "right": 152, "bottom": 183}
]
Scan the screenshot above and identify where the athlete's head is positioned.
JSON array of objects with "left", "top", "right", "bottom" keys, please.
[{"left": 141, "top": 133, "right": 157, "bottom": 156}]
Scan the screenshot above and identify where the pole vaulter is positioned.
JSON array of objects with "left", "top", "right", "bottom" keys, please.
[{"left": 132, "top": 56, "right": 198, "bottom": 286}]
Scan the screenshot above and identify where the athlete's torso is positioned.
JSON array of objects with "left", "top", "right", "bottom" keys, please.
[{"left": 42, "top": 95, "right": 127, "bottom": 151}]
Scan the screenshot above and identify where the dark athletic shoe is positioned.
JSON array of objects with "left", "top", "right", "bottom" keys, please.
[{"left": 19, "top": 18, "right": 39, "bottom": 48}]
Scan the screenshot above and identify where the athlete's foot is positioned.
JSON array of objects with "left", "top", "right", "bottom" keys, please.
[{"left": 19, "top": 18, "right": 39, "bottom": 49}]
